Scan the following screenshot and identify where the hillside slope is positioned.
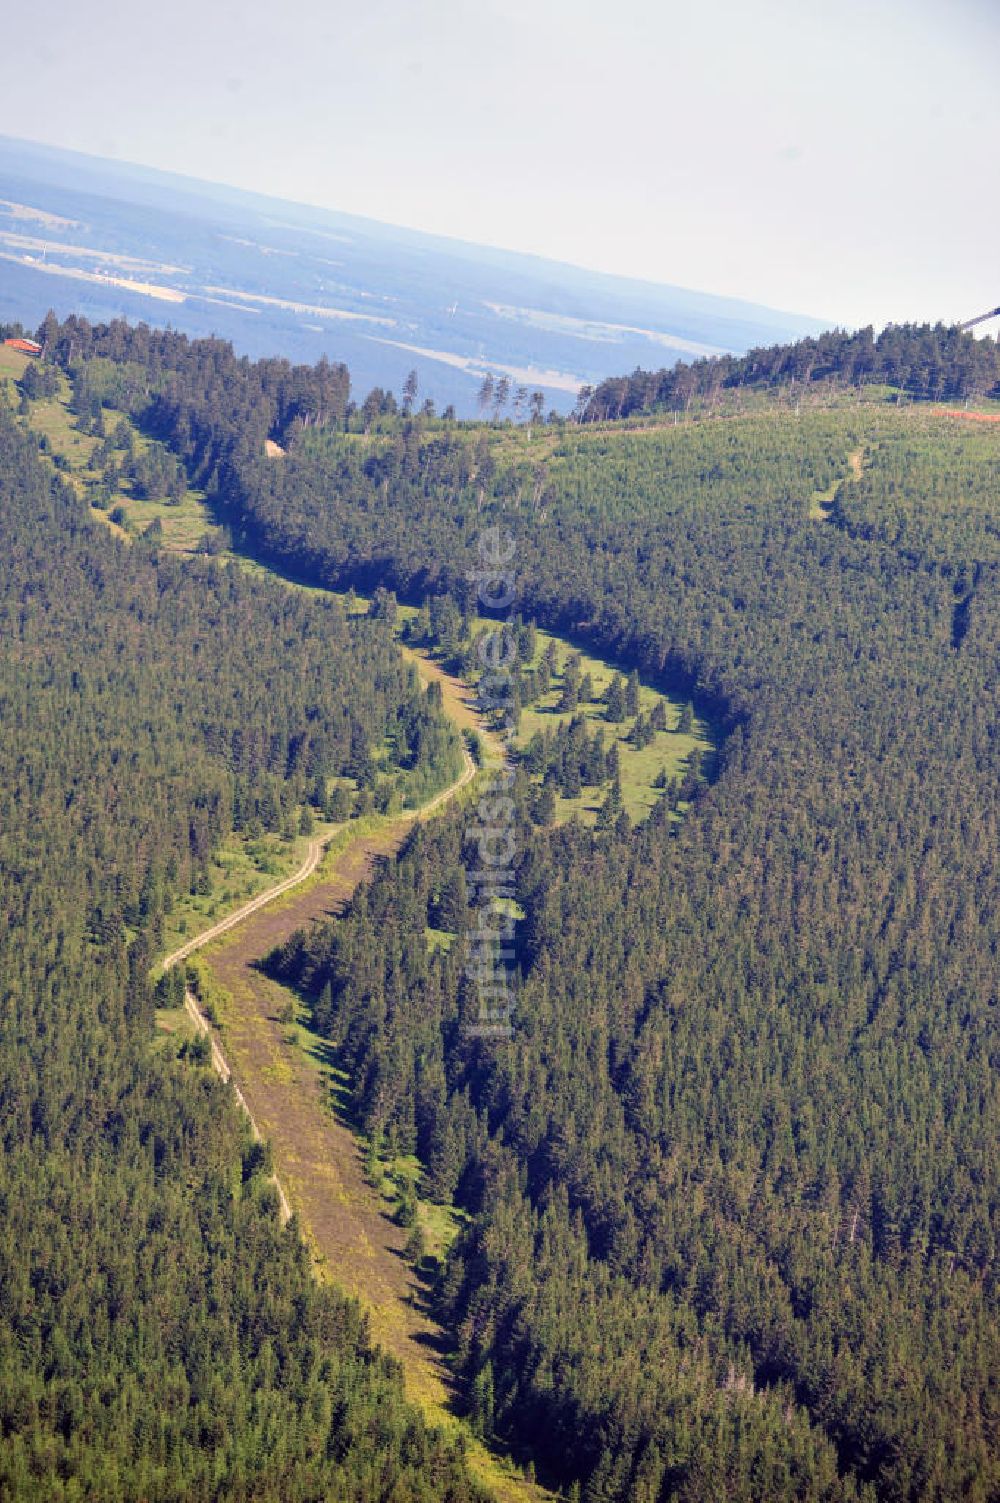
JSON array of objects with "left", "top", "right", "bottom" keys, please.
[
  {"left": 13, "top": 315, "right": 1000, "bottom": 1501},
  {"left": 0, "top": 401, "right": 488, "bottom": 1501}
]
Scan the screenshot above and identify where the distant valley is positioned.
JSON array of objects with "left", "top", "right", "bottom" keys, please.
[{"left": 0, "top": 134, "right": 825, "bottom": 414}]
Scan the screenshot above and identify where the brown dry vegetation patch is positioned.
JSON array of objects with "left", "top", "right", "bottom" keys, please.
[
  {"left": 200, "top": 822, "right": 444, "bottom": 1380},
  {"left": 938, "top": 407, "right": 1000, "bottom": 425},
  {"left": 200, "top": 815, "right": 551, "bottom": 1500},
  {"left": 205, "top": 912, "right": 451, "bottom": 1405}
]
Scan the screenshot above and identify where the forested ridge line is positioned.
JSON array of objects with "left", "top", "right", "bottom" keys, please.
[
  {"left": 20, "top": 313, "right": 1000, "bottom": 1501},
  {"left": 0, "top": 339, "right": 535, "bottom": 1498},
  {"left": 261, "top": 393, "right": 1000, "bottom": 1501},
  {"left": 0, "top": 396, "right": 491, "bottom": 1500},
  {"left": 580, "top": 321, "right": 1000, "bottom": 420},
  {"left": 2, "top": 324, "right": 542, "bottom": 1497}
]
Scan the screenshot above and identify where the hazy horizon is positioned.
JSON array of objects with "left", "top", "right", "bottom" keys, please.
[
  {"left": 0, "top": 129, "right": 832, "bottom": 328},
  {"left": 4, "top": 0, "right": 998, "bottom": 332}
]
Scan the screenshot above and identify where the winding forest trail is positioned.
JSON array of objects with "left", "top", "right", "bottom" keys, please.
[
  {"left": 162, "top": 644, "right": 485, "bottom": 981},
  {"left": 162, "top": 831, "right": 333, "bottom": 974},
  {"left": 161, "top": 645, "right": 546, "bottom": 1502}
]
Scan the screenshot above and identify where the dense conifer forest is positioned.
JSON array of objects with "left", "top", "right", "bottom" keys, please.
[
  {"left": 0, "top": 399, "right": 482, "bottom": 1499},
  {"left": 580, "top": 322, "right": 1000, "bottom": 420},
  {"left": 3, "top": 314, "right": 998, "bottom": 1500},
  {"left": 256, "top": 398, "right": 1000, "bottom": 1500}
]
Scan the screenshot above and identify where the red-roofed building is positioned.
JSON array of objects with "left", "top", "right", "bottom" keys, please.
[{"left": 4, "top": 338, "right": 42, "bottom": 356}]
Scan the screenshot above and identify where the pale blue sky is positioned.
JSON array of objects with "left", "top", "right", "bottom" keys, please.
[{"left": 3, "top": 0, "right": 998, "bottom": 328}]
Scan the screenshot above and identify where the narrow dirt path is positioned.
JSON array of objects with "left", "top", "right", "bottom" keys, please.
[
  {"left": 160, "top": 637, "right": 485, "bottom": 975},
  {"left": 162, "top": 832, "right": 333, "bottom": 973}
]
